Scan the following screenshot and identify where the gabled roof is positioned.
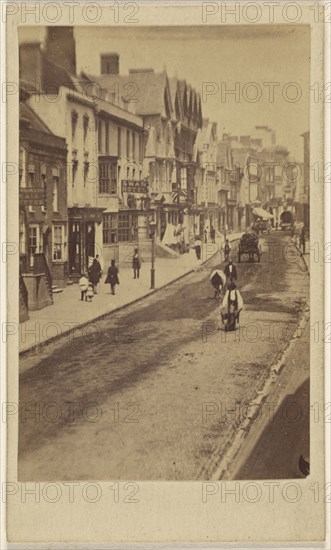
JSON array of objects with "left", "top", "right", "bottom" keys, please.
[
  {"left": 20, "top": 101, "right": 53, "bottom": 134},
  {"left": 83, "top": 70, "right": 173, "bottom": 118}
]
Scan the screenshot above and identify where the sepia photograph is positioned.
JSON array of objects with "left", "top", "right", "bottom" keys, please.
[
  {"left": 16, "top": 23, "right": 312, "bottom": 482},
  {"left": 2, "top": 2, "right": 328, "bottom": 544}
]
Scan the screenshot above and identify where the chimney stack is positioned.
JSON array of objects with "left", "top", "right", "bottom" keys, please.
[
  {"left": 101, "top": 53, "right": 119, "bottom": 75},
  {"left": 19, "top": 42, "right": 43, "bottom": 88},
  {"left": 45, "top": 27, "right": 76, "bottom": 75}
]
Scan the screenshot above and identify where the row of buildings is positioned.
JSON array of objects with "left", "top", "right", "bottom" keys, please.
[{"left": 18, "top": 27, "right": 309, "bottom": 316}]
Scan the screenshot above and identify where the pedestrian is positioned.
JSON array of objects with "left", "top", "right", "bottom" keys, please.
[
  {"left": 204, "top": 227, "right": 208, "bottom": 243},
  {"left": 194, "top": 236, "right": 202, "bottom": 260},
  {"left": 88, "top": 256, "right": 102, "bottom": 294},
  {"left": 210, "top": 269, "right": 226, "bottom": 299},
  {"left": 132, "top": 248, "right": 141, "bottom": 279},
  {"left": 105, "top": 259, "right": 120, "bottom": 295},
  {"left": 220, "top": 281, "right": 243, "bottom": 331},
  {"left": 210, "top": 225, "right": 216, "bottom": 244},
  {"left": 86, "top": 283, "right": 94, "bottom": 302},
  {"left": 300, "top": 226, "right": 306, "bottom": 254},
  {"left": 79, "top": 272, "right": 89, "bottom": 301},
  {"left": 224, "top": 239, "right": 231, "bottom": 261},
  {"left": 224, "top": 259, "right": 238, "bottom": 288}
]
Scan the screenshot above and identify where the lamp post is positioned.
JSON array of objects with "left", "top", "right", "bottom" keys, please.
[{"left": 149, "top": 221, "right": 156, "bottom": 289}]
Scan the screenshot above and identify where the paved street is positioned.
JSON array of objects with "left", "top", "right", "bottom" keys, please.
[{"left": 18, "top": 232, "right": 309, "bottom": 481}]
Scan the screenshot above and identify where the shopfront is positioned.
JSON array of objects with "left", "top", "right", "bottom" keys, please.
[{"left": 68, "top": 207, "right": 104, "bottom": 276}]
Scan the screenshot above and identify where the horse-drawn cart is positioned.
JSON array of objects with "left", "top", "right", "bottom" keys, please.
[{"left": 238, "top": 233, "right": 261, "bottom": 263}]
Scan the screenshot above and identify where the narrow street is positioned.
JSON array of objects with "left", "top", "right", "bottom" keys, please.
[{"left": 18, "top": 233, "right": 309, "bottom": 481}]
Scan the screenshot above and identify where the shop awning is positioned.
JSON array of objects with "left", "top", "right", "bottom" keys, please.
[{"left": 252, "top": 207, "right": 274, "bottom": 220}]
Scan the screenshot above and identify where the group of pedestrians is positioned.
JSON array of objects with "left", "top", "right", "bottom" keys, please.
[{"left": 78, "top": 248, "right": 141, "bottom": 302}]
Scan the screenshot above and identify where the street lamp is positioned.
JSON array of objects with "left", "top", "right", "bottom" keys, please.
[{"left": 149, "top": 221, "right": 156, "bottom": 289}]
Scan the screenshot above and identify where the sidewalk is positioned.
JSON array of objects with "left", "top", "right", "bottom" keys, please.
[{"left": 19, "top": 233, "right": 242, "bottom": 355}]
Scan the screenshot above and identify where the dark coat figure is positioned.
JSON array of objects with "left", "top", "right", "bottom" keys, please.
[
  {"left": 88, "top": 258, "right": 102, "bottom": 293},
  {"left": 224, "top": 261, "right": 238, "bottom": 287},
  {"left": 132, "top": 249, "right": 141, "bottom": 279},
  {"left": 105, "top": 260, "right": 119, "bottom": 295},
  {"left": 194, "top": 237, "right": 202, "bottom": 260}
]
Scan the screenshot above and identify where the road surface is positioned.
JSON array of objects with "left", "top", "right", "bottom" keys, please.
[{"left": 18, "top": 232, "right": 309, "bottom": 480}]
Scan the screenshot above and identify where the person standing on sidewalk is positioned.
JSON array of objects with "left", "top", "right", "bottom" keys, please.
[
  {"left": 224, "top": 239, "right": 231, "bottom": 261},
  {"left": 88, "top": 257, "right": 102, "bottom": 294},
  {"left": 300, "top": 226, "right": 306, "bottom": 254},
  {"left": 132, "top": 248, "right": 141, "bottom": 279},
  {"left": 79, "top": 273, "right": 89, "bottom": 301},
  {"left": 105, "top": 259, "right": 120, "bottom": 295},
  {"left": 194, "top": 236, "right": 202, "bottom": 260},
  {"left": 224, "top": 259, "right": 238, "bottom": 289}
]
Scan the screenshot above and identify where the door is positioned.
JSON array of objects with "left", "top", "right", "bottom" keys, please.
[
  {"left": 86, "top": 223, "right": 95, "bottom": 263},
  {"left": 68, "top": 221, "right": 81, "bottom": 274}
]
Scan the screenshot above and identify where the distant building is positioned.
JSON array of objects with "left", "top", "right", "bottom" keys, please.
[{"left": 194, "top": 119, "right": 218, "bottom": 234}]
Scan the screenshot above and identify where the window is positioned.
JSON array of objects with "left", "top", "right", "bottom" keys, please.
[
  {"left": 105, "top": 122, "right": 109, "bottom": 154},
  {"left": 98, "top": 120, "right": 103, "bottom": 153},
  {"left": 117, "top": 127, "right": 121, "bottom": 156},
  {"left": 53, "top": 177, "right": 59, "bottom": 211},
  {"left": 265, "top": 164, "right": 275, "bottom": 183},
  {"left": 99, "top": 162, "right": 117, "bottom": 194},
  {"left": 132, "top": 132, "right": 136, "bottom": 160},
  {"left": 53, "top": 224, "right": 65, "bottom": 261},
  {"left": 99, "top": 162, "right": 110, "bottom": 193},
  {"left": 103, "top": 213, "right": 118, "bottom": 244},
  {"left": 29, "top": 225, "right": 39, "bottom": 259},
  {"left": 19, "top": 147, "right": 26, "bottom": 187},
  {"left": 126, "top": 130, "right": 130, "bottom": 158},
  {"left": 110, "top": 163, "right": 117, "bottom": 194},
  {"left": 181, "top": 167, "right": 187, "bottom": 190},
  {"left": 118, "top": 212, "right": 138, "bottom": 242},
  {"left": 27, "top": 166, "right": 35, "bottom": 188},
  {"left": 19, "top": 211, "right": 26, "bottom": 254},
  {"left": 139, "top": 134, "right": 143, "bottom": 162}
]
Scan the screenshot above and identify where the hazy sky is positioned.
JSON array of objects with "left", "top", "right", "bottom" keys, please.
[{"left": 19, "top": 25, "right": 310, "bottom": 161}]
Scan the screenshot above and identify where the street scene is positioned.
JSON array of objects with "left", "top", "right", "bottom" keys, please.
[{"left": 17, "top": 25, "right": 310, "bottom": 480}]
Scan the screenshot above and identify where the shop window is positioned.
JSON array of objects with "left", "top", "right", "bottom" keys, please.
[
  {"left": 103, "top": 213, "right": 118, "bottom": 244},
  {"left": 53, "top": 224, "right": 65, "bottom": 261},
  {"left": 118, "top": 212, "right": 138, "bottom": 242}
]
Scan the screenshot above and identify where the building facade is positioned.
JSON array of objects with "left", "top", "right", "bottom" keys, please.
[{"left": 19, "top": 92, "right": 68, "bottom": 288}]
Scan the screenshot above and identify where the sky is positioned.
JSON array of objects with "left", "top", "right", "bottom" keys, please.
[{"left": 19, "top": 25, "right": 310, "bottom": 161}]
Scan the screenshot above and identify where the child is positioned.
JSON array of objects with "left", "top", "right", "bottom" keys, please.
[
  {"left": 79, "top": 273, "right": 89, "bottom": 301},
  {"left": 86, "top": 283, "right": 94, "bottom": 302}
]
